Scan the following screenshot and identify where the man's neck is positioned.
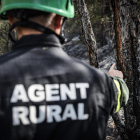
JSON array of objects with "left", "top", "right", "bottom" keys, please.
[
  {"left": 17, "top": 26, "right": 60, "bottom": 40},
  {"left": 17, "top": 27, "right": 44, "bottom": 40}
]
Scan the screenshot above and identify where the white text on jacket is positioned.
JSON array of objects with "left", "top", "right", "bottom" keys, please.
[{"left": 10, "top": 83, "right": 89, "bottom": 126}]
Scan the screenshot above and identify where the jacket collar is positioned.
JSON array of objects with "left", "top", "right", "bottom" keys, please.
[{"left": 12, "top": 33, "right": 65, "bottom": 50}]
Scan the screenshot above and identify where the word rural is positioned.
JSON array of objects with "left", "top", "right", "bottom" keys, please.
[{"left": 10, "top": 83, "right": 90, "bottom": 126}]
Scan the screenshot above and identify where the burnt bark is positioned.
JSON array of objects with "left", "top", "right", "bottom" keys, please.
[
  {"left": 111, "top": 0, "right": 140, "bottom": 139},
  {"left": 75, "top": 0, "right": 99, "bottom": 68}
]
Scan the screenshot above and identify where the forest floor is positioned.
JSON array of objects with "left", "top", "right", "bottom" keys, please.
[{"left": 63, "top": 36, "right": 124, "bottom": 140}]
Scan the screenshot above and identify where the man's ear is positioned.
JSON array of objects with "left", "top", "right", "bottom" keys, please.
[
  {"left": 7, "top": 15, "right": 13, "bottom": 25},
  {"left": 53, "top": 15, "right": 63, "bottom": 35},
  {"left": 54, "top": 15, "right": 62, "bottom": 29}
]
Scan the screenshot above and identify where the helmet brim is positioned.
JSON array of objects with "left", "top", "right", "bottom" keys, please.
[{"left": 0, "top": 2, "right": 75, "bottom": 20}]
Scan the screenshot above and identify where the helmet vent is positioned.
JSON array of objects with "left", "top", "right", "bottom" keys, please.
[{"left": 65, "top": 0, "right": 69, "bottom": 10}]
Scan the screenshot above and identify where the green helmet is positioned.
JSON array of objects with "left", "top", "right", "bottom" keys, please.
[{"left": 0, "top": 0, "right": 75, "bottom": 19}]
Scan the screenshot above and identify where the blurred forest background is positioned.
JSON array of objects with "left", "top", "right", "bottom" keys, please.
[
  {"left": 65, "top": 0, "right": 111, "bottom": 47},
  {"left": 0, "top": 0, "right": 113, "bottom": 56},
  {"left": 0, "top": 0, "right": 140, "bottom": 140}
]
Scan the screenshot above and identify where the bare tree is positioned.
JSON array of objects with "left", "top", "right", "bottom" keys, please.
[
  {"left": 75, "top": 0, "right": 99, "bottom": 68},
  {"left": 110, "top": 0, "right": 140, "bottom": 139}
]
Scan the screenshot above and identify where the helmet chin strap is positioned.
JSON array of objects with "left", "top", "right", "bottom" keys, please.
[
  {"left": 60, "top": 17, "right": 67, "bottom": 37},
  {"left": 9, "top": 20, "right": 65, "bottom": 44}
]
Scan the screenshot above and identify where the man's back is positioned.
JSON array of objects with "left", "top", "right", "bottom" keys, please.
[
  {"left": 0, "top": 34, "right": 117, "bottom": 140},
  {"left": 0, "top": 1, "right": 129, "bottom": 139}
]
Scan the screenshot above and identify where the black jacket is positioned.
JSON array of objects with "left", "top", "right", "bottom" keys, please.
[{"left": 0, "top": 33, "right": 117, "bottom": 140}]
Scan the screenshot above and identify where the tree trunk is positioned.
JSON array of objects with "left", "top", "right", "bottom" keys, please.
[
  {"left": 111, "top": 0, "right": 140, "bottom": 139},
  {"left": 75, "top": 0, "right": 99, "bottom": 68},
  {"left": 101, "top": 1, "right": 105, "bottom": 47}
]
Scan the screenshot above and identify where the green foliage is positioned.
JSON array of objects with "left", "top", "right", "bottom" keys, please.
[{"left": 0, "top": 21, "right": 11, "bottom": 55}]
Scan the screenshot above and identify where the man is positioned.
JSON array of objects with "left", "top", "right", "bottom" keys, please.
[{"left": 0, "top": 0, "right": 129, "bottom": 140}]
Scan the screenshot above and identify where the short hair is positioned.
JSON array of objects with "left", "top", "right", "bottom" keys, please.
[
  {"left": 7, "top": 9, "right": 55, "bottom": 27},
  {"left": 7, "top": 9, "right": 54, "bottom": 20}
]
